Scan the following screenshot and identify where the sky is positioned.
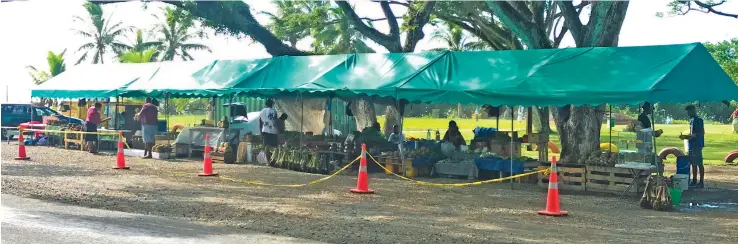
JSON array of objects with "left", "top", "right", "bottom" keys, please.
[{"left": 1, "top": 0, "right": 737, "bottom": 103}]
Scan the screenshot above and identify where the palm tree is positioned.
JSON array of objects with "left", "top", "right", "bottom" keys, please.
[
  {"left": 429, "top": 22, "right": 488, "bottom": 51},
  {"left": 27, "top": 49, "right": 67, "bottom": 107},
  {"left": 118, "top": 48, "right": 158, "bottom": 63},
  {"left": 127, "top": 29, "right": 162, "bottom": 53},
  {"left": 153, "top": 7, "right": 211, "bottom": 61},
  {"left": 72, "top": 2, "right": 132, "bottom": 64},
  {"left": 26, "top": 49, "right": 67, "bottom": 85}
]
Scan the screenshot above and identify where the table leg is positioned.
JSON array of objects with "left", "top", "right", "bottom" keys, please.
[{"left": 619, "top": 169, "right": 643, "bottom": 199}]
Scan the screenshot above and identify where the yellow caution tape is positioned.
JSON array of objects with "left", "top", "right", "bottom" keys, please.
[
  {"left": 366, "top": 152, "right": 551, "bottom": 187},
  {"left": 218, "top": 156, "right": 361, "bottom": 187}
]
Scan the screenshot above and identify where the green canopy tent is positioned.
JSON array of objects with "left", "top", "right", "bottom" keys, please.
[
  {"left": 121, "top": 60, "right": 224, "bottom": 98},
  {"left": 199, "top": 43, "right": 736, "bottom": 106},
  {"left": 31, "top": 63, "right": 160, "bottom": 99}
]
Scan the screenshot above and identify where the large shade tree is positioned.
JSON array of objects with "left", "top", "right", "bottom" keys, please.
[
  {"left": 478, "top": 0, "right": 629, "bottom": 163},
  {"left": 73, "top": 1, "right": 132, "bottom": 64}
]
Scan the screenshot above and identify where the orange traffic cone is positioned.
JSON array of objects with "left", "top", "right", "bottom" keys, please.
[
  {"left": 350, "top": 143, "right": 374, "bottom": 194},
  {"left": 538, "top": 156, "right": 568, "bottom": 217},
  {"left": 199, "top": 135, "right": 218, "bottom": 177},
  {"left": 14, "top": 128, "right": 30, "bottom": 160},
  {"left": 113, "top": 132, "right": 129, "bottom": 170}
]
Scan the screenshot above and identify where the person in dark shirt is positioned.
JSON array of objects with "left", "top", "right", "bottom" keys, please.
[
  {"left": 637, "top": 102, "right": 652, "bottom": 129},
  {"left": 442, "top": 120, "right": 466, "bottom": 150},
  {"left": 683, "top": 105, "right": 705, "bottom": 188},
  {"left": 637, "top": 102, "right": 662, "bottom": 137}
]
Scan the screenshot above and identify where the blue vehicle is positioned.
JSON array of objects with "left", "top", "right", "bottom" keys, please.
[{"left": 1, "top": 103, "right": 84, "bottom": 139}]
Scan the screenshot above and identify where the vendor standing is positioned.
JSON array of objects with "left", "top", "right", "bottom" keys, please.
[
  {"left": 684, "top": 105, "right": 705, "bottom": 188},
  {"left": 138, "top": 97, "right": 159, "bottom": 159},
  {"left": 442, "top": 120, "right": 466, "bottom": 150},
  {"left": 259, "top": 99, "right": 279, "bottom": 150},
  {"left": 85, "top": 102, "right": 103, "bottom": 154}
]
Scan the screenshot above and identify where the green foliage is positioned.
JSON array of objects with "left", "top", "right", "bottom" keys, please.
[
  {"left": 118, "top": 48, "right": 157, "bottom": 63},
  {"left": 26, "top": 49, "right": 67, "bottom": 85},
  {"left": 127, "top": 29, "right": 162, "bottom": 54},
  {"left": 704, "top": 38, "right": 738, "bottom": 84},
  {"left": 154, "top": 7, "right": 211, "bottom": 61},
  {"left": 428, "top": 22, "right": 489, "bottom": 51},
  {"left": 73, "top": 1, "right": 133, "bottom": 64},
  {"left": 263, "top": 1, "right": 374, "bottom": 54}
]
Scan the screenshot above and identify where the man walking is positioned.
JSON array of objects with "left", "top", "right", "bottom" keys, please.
[
  {"left": 138, "top": 97, "right": 158, "bottom": 159},
  {"left": 684, "top": 105, "right": 705, "bottom": 188}
]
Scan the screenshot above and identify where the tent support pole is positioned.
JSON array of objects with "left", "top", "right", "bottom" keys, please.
[
  {"left": 510, "top": 107, "right": 515, "bottom": 190},
  {"left": 115, "top": 95, "right": 119, "bottom": 130},
  {"left": 165, "top": 93, "right": 170, "bottom": 145},
  {"left": 609, "top": 105, "right": 612, "bottom": 156},
  {"left": 300, "top": 93, "right": 304, "bottom": 148},
  {"left": 652, "top": 103, "right": 660, "bottom": 177}
]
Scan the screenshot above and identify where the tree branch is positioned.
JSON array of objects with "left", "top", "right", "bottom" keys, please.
[
  {"left": 437, "top": 15, "right": 503, "bottom": 50},
  {"left": 370, "top": 0, "right": 410, "bottom": 7},
  {"left": 336, "top": 0, "right": 401, "bottom": 51},
  {"left": 402, "top": 1, "right": 436, "bottom": 52},
  {"left": 553, "top": 19, "right": 568, "bottom": 47},
  {"left": 97, "top": 0, "right": 306, "bottom": 56},
  {"left": 584, "top": 1, "right": 630, "bottom": 47},
  {"left": 324, "top": 17, "right": 400, "bottom": 25},
  {"left": 380, "top": 1, "right": 401, "bottom": 38},
  {"left": 693, "top": 0, "right": 738, "bottom": 18},
  {"left": 485, "top": 1, "right": 551, "bottom": 49},
  {"left": 557, "top": 1, "right": 584, "bottom": 47}
]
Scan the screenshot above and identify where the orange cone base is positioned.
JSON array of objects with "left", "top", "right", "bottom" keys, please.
[
  {"left": 537, "top": 210, "right": 568, "bottom": 217},
  {"left": 198, "top": 173, "right": 218, "bottom": 177},
  {"left": 350, "top": 188, "right": 375, "bottom": 194},
  {"left": 14, "top": 157, "right": 30, "bottom": 160},
  {"left": 113, "top": 166, "right": 130, "bottom": 170}
]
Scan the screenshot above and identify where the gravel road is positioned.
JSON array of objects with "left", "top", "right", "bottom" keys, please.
[{"left": 2, "top": 143, "right": 738, "bottom": 243}]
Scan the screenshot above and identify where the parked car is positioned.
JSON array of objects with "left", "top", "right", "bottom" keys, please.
[{"left": 1, "top": 103, "right": 83, "bottom": 139}]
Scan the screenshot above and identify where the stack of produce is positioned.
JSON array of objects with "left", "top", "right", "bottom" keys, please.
[{"left": 580, "top": 149, "right": 618, "bottom": 166}]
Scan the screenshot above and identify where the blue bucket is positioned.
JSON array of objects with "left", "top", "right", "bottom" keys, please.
[{"left": 676, "top": 156, "right": 691, "bottom": 175}]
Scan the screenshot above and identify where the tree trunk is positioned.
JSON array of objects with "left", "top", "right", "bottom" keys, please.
[
  {"left": 383, "top": 105, "right": 400, "bottom": 136},
  {"left": 553, "top": 105, "right": 605, "bottom": 164},
  {"left": 351, "top": 99, "right": 377, "bottom": 131}
]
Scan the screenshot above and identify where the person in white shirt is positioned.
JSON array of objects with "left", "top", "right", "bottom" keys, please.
[
  {"left": 259, "top": 99, "right": 279, "bottom": 149},
  {"left": 387, "top": 124, "right": 404, "bottom": 144}
]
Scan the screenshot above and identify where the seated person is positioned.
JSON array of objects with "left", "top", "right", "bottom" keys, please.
[
  {"left": 387, "top": 124, "right": 404, "bottom": 144},
  {"left": 442, "top": 120, "right": 466, "bottom": 150},
  {"left": 361, "top": 122, "right": 383, "bottom": 139}
]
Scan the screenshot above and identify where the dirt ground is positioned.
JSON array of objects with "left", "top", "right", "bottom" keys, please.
[{"left": 2, "top": 143, "right": 738, "bottom": 244}]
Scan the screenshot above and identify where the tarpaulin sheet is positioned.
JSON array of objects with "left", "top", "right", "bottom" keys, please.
[
  {"left": 34, "top": 43, "right": 738, "bottom": 107},
  {"left": 31, "top": 63, "right": 159, "bottom": 99},
  {"left": 200, "top": 43, "right": 737, "bottom": 106},
  {"left": 122, "top": 60, "right": 225, "bottom": 98}
]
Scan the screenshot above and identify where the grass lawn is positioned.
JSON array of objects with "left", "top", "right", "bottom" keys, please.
[
  {"left": 167, "top": 114, "right": 208, "bottom": 127},
  {"left": 170, "top": 114, "right": 737, "bottom": 165}
]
